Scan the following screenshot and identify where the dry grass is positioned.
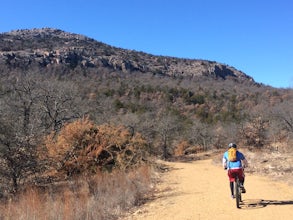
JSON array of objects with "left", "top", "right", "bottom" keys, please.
[{"left": 0, "top": 165, "right": 153, "bottom": 220}]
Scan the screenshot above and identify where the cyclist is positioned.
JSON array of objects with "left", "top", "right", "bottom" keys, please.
[{"left": 222, "top": 143, "right": 248, "bottom": 199}]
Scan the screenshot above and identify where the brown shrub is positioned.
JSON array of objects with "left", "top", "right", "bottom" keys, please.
[
  {"left": 174, "top": 140, "right": 190, "bottom": 156},
  {"left": 174, "top": 141, "right": 204, "bottom": 156},
  {"left": 42, "top": 117, "right": 148, "bottom": 178}
]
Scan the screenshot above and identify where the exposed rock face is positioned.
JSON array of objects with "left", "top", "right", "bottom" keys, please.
[{"left": 0, "top": 28, "right": 254, "bottom": 83}]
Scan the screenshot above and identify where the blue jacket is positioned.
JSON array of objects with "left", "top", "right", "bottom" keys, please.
[{"left": 223, "top": 150, "right": 245, "bottom": 169}]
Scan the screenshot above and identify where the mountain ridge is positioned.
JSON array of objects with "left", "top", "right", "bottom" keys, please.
[{"left": 0, "top": 28, "right": 255, "bottom": 84}]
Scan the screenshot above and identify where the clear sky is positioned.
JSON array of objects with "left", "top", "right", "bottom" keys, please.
[{"left": 1, "top": 0, "right": 292, "bottom": 88}]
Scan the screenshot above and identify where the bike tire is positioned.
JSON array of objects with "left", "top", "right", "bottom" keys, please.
[{"left": 235, "top": 177, "right": 241, "bottom": 208}]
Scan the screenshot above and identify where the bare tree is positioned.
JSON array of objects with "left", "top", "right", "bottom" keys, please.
[
  {"left": 154, "top": 110, "right": 183, "bottom": 159},
  {"left": 0, "top": 72, "right": 91, "bottom": 194},
  {"left": 0, "top": 120, "right": 38, "bottom": 194},
  {"left": 272, "top": 100, "right": 293, "bottom": 134},
  {"left": 38, "top": 79, "right": 86, "bottom": 132},
  {"left": 189, "top": 120, "right": 214, "bottom": 151},
  {"left": 239, "top": 116, "right": 268, "bottom": 148}
]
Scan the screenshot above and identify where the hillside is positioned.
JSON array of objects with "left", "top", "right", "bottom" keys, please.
[
  {"left": 0, "top": 27, "right": 293, "bottom": 207},
  {"left": 0, "top": 28, "right": 254, "bottom": 83}
]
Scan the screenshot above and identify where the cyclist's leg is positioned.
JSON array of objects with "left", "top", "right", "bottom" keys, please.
[
  {"left": 230, "top": 182, "right": 234, "bottom": 196},
  {"left": 237, "top": 169, "right": 246, "bottom": 193},
  {"left": 238, "top": 169, "right": 245, "bottom": 185},
  {"left": 228, "top": 169, "right": 235, "bottom": 197}
]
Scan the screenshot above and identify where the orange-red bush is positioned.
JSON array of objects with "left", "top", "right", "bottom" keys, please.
[{"left": 42, "top": 117, "right": 148, "bottom": 177}]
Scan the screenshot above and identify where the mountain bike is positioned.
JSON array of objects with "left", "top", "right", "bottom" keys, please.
[{"left": 233, "top": 173, "right": 242, "bottom": 208}]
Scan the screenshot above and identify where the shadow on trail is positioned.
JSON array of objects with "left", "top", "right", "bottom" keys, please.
[{"left": 240, "top": 199, "right": 293, "bottom": 209}]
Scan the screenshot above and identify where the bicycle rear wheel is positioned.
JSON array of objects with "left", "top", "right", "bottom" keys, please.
[{"left": 234, "top": 177, "right": 241, "bottom": 208}]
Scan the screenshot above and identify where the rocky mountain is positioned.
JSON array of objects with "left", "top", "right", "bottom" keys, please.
[{"left": 0, "top": 28, "right": 254, "bottom": 83}]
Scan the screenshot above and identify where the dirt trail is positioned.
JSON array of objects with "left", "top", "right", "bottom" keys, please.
[{"left": 121, "top": 159, "right": 293, "bottom": 220}]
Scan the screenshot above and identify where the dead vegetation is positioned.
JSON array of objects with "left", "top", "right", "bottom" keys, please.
[
  {"left": 0, "top": 165, "right": 153, "bottom": 220},
  {"left": 243, "top": 145, "right": 293, "bottom": 186},
  {"left": 41, "top": 117, "right": 148, "bottom": 179},
  {"left": 0, "top": 118, "right": 154, "bottom": 220}
]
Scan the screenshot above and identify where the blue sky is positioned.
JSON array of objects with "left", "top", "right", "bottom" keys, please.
[{"left": 1, "top": 0, "right": 292, "bottom": 88}]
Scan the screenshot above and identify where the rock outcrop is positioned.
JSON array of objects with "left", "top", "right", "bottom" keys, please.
[{"left": 0, "top": 28, "right": 254, "bottom": 83}]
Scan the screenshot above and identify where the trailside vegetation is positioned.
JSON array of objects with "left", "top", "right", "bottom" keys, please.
[{"left": 0, "top": 28, "right": 293, "bottom": 219}]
